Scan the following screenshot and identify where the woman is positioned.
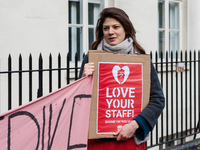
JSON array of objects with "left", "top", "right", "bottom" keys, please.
[{"left": 79, "top": 7, "right": 165, "bottom": 150}]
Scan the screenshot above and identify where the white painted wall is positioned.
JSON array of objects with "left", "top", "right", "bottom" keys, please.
[
  {"left": 104, "top": 0, "right": 115, "bottom": 7},
  {"left": 181, "top": 0, "right": 188, "bottom": 51},
  {"left": 0, "top": 0, "right": 68, "bottom": 57}
]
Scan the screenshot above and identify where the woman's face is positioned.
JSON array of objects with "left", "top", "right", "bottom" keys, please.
[{"left": 102, "top": 17, "right": 126, "bottom": 46}]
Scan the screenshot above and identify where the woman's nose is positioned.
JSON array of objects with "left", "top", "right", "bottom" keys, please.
[{"left": 108, "top": 27, "right": 114, "bottom": 34}]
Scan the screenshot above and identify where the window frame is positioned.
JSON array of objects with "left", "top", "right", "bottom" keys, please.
[
  {"left": 158, "top": 0, "right": 182, "bottom": 58},
  {"left": 68, "top": 0, "right": 104, "bottom": 61}
]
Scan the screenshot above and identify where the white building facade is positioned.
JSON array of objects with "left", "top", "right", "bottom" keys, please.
[
  {"left": 1, "top": 0, "right": 199, "bottom": 59},
  {"left": 0, "top": 0, "right": 200, "bottom": 149}
]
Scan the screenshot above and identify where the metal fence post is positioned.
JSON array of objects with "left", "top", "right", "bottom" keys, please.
[
  {"left": 37, "top": 53, "right": 43, "bottom": 98},
  {"left": 8, "top": 54, "right": 12, "bottom": 110},
  {"left": 19, "top": 54, "right": 22, "bottom": 106}
]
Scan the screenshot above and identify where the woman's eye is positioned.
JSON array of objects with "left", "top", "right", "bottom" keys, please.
[
  {"left": 114, "top": 26, "right": 119, "bottom": 29},
  {"left": 103, "top": 27, "right": 108, "bottom": 30}
]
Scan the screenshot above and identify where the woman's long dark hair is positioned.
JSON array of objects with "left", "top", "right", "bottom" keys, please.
[{"left": 91, "top": 7, "right": 146, "bottom": 54}]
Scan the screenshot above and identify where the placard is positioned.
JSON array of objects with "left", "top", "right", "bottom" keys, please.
[{"left": 88, "top": 50, "right": 150, "bottom": 139}]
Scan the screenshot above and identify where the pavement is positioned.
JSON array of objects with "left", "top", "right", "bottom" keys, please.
[{"left": 166, "top": 139, "right": 200, "bottom": 150}]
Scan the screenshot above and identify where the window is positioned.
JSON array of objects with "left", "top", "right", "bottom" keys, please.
[
  {"left": 169, "top": 2, "right": 180, "bottom": 57},
  {"left": 88, "top": 2, "right": 101, "bottom": 49},
  {"left": 158, "top": 0, "right": 181, "bottom": 58},
  {"left": 158, "top": 0, "right": 165, "bottom": 57},
  {"left": 68, "top": 0, "right": 103, "bottom": 61}
]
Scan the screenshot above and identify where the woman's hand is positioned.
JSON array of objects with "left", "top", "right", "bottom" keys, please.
[
  {"left": 113, "top": 120, "right": 139, "bottom": 141},
  {"left": 83, "top": 62, "right": 95, "bottom": 77}
]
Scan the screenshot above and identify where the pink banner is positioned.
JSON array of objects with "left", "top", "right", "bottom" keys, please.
[{"left": 0, "top": 76, "right": 93, "bottom": 150}]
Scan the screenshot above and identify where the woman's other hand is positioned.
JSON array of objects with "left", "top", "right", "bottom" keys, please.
[
  {"left": 83, "top": 62, "right": 95, "bottom": 77},
  {"left": 114, "top": 120, "right": 139, "bottom": 141}
]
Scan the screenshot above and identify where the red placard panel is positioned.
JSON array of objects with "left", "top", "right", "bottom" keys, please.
[{"left": 97, "top": 62, "right": 143, "bottom": 134}]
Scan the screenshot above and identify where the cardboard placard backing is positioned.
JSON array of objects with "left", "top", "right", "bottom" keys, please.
[{"left": 88, "top": 50, "right": 150, "bottom": 139}]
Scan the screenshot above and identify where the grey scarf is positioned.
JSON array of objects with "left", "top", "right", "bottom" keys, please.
[{"left": 97, "top": 38, "right": 137, "bottom": 54}]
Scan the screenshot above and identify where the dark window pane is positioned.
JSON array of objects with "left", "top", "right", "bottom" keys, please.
[
  {"left": 169, "top": 2, "right": 179, "bottom": 29},
  {"left": 169, "top": 31, "right": 179, "bottom": 57},
  {"left": 88, "top": 28, "right": 94, "bottom": 49},
  {"left": 158, "top": 31, "right": 165, "bottom": 58},
  {"left": 68, "top": 27, "right": 83, "bottom": 61},
  {"left": 88, "top": 3, "right": 100, "bottom": 25},
  {"left": 158, "top": 0, "right": 165, "bottom": 28},
  {"left": 69, "top": 1, "right": 81, "bottom": 24}
]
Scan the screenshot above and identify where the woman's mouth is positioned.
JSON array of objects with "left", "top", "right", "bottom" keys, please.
[{"left": 109, "top": 37, "right": 116, "bottom": 42}]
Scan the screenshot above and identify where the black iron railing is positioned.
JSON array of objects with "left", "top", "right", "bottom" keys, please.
[
  {"left": 0, "top": 52, "right": 82, "bottom": 109},
  {"left": 147, "top": 50, "right": 200, "bottom": 149},
  {"left": 0, "top": 50, "right": 200, "bottom": 149}
]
